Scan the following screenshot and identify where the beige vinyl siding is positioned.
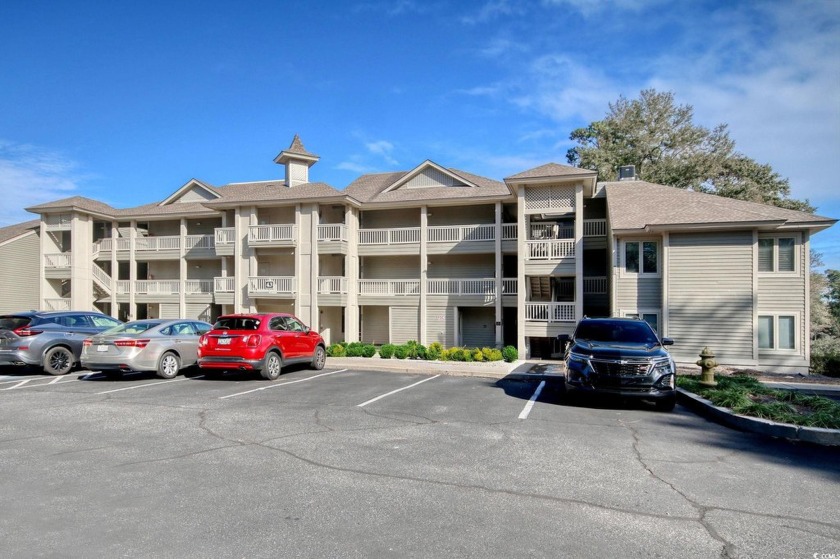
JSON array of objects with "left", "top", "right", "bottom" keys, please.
[
  {"left": 159, "top": 303, "right": 180, "bottom": 319},
  {"left": 461, "top": 307, "right": 495, "bottom": 347},
  {"left": 427, "top": 306, "right": 456, "bottom": 347},
  {"left": 361, "top": 255, "right": 419, "bottom": 279},
  {"left": 391, "top": 307, "right": 420, "bottom": 344},
  {"left": 667, "top": 232, "right": 754, "bottom": 363},
  {"left": 361, "top": 306, "right": 389, "bottom": 344},
  {"left": 178, "top": 188, "right": 216, "bottom": 203},
  {"left": 427, "top": 254, "right": 494, "bottom": 278},
  {"left": 257, "top": 206, "right": 295, "bottom": 223},
  {"left": 0, "top": 232, "right": 39, "bottom": 313},
  {"left": 614, "top": 277, "right": 661, "bottom": 310},
  {"left": 361, "top": 208, "right": 420, "bottom": 228},
  {"left": 428, "top": 205, "right": 494, "bottom": 225},
  {"left": 186, "top": 303, "right": 213, "bottom": 321}
]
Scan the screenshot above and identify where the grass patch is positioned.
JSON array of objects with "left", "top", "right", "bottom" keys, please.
[{"left": 677, "top": 374, "right": 840, "bottom": 429}]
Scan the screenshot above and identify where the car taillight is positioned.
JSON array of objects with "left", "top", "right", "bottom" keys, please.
[
  {"left": 114, "top": 339, "right": 150, "bottom": 348},
  {"left": 83, "top": 339, "right": 93, "bottom": 347},
  {"left": 13, "top": 327, "right": 42, "bottom": 337},
  {"left": 199, "top": 335, "right": 207, "bottom": 346},
  {"left": 246, "top": 335, "right": 261, "bottom": 347}
]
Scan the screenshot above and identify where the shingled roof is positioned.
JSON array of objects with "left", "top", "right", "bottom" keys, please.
[
  {"left": 344, "top": 167, "right": 511, "bottom": 205},
  {"left": 203, "top": 180, "right": 344, "bottom": 207},
  {"left": 0, "top": 219, "right": 39, "bottom": 245},
  {"left": 605, "top": 181, "right": 836, "bottom": 233},
  {"left": 505, "top": 162, "right": 597, "bottom": 181}
]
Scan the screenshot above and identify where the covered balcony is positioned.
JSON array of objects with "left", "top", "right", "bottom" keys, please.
[
  {"left": 247, "top": 276, "right": 296, "bottom": 297},
  {"left": 248, "top": 224, "right": 296, "bottom": 247}
]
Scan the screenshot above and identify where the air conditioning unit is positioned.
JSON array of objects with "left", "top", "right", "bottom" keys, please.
[{"left": 618, "top": 165, "right": 636, "bottom": 181}]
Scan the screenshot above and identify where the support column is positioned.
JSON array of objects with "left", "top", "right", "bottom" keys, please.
[
  {"left": 345, "top": 206, "right": 360, "bottom": 342},
  {"left": 129, "top": 220, "right": 137, "bottom": 321},
  {"left": 110, "top": 222, "right": 118, "bottom": 317},
  {"left": 179, "top": 218, "right": 187, "bottom": 318},
  {"left": 574, "top": 185, "right": 584, "bottom": 324},
  {"left": 495, "top": 201, "right": 503, "bottom": 347},
  {"left": 419, "top": 206, "right": 428, "bottom": 345},
  {"left": 517, "top": 189, "right": 527, "bottom": 358},
  {"left": 310, "top": 204, "right": 319, "bottom": 330}
]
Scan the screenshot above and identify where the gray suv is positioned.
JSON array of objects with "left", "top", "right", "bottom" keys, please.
[{"left": 0, "top": 311, "right": 122, "bottom": 375}]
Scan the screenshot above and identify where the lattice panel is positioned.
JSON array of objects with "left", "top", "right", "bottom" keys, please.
[{"left": 524, "top": 185, "right": 575, "bottom": 211}]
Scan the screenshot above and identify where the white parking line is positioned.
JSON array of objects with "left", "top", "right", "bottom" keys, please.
[
  {"left": 518, "top": 380, "right": 545, "bottom": 419},
  {"left": 3, "top": 378, "right": 33, "bottom": 390},
  {"left": 219, "top": 369, "right": 347, "bottom": 400},
  {"left": 95, "top": 376, "right": 197, "bottom": 395},
  {"left": 357, "top": 374, "right": 440, "bottom": 408}
]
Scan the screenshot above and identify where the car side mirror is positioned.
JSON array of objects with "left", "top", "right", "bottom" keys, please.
[{"left": 661, "top": 337, "right": 674, "bottom": 346}]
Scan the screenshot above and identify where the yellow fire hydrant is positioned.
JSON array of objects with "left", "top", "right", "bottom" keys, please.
[{"left": 696, "top": 346, "right": 718, "bottom": 387}]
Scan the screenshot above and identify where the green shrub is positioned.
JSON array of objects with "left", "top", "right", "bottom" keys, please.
[
  {"left": 426, "top": 342, "right": 443, "bottom": 361},
  {"left": 811, "top": 336, "right": 840, "bottom": 377},
  {"left": 344, "top": 342, "right": 375, "bottom": 358},
  {"left": 379, "top": 344, "right": 396, "bottom": 359},
  {"left": 446, "top": 348, "right": 467, "bottom": 362},
  {"left": 393, "top": 345, "right": 409, "bottom": 359},
  {"left": 484, "top": 348, "right": 503, "bottom": 362},
  {"left": 472, "top": 348, "right": 484, "bottom": 362},
  {"left": 362, "top": 344, "right": 376, "bottom": 358},
  {"left": 502, "top": 345, "right": 518, "bottom": 362},
  {"left": 415, "top": 344, "right": 428, "bottom": 360},
  {"left": 404, "top": 340, "right": 419, "bottom": 359},
  {"left": 326, "top": 343, "right": 346, "bottom": 357}
]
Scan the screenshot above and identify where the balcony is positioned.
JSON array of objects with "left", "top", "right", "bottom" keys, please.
[
  {"left": 248, "top": 276, "right": 296, "bottom": 297},
  {"left": 583, "top": 276, "right": 607, "bottom": 294},
  {"left": 214, "top": 276, "right": 235, "bottom": 293},
  {"left": 359, "top": 223, "right": 518, "bottom": 256},
  {"left": 135, "top": 236, "right": 181, "bottom": 252},
  {"left": 184, "top": 235, "right": 215, "bottom": 256},
  {"left": 248, "top": 224, "right": 296, "bottom": 247},
  {"left": 525, "top": 302, "right": 576, "bottom": 322},
  {"left": 317, "top": 224, "right": 347, "bottom": 242},
  {"left": 426, "top": 278, "right": 518, "bottom": 295},
  {"left": 214, "top": 228, "right": 235, "bottom": 256},
  {"left": 359, "top": 279, "right": 420, "bottom": 296},
  {"left": 44, "top": 298, "right": 71, "bottom": 311},
  {"left": 317, "top": 276, "right": 347, "bottom": 294},
  {"left": 526, "top": 239, "right": 575, "bottom": 260},
  {"left": 583, "top": 219, "right": 607, "bottom": 237}
]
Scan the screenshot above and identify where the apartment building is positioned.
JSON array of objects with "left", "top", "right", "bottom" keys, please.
[{"left": 20, "top": 136, "right": 836, "bottom": 372}]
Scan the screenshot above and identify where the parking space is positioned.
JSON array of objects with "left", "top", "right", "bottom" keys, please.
[{"left": 0, "top": 366, "right": 838, "bottom": 557}]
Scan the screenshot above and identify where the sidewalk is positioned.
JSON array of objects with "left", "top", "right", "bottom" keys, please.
[{"left": 325, "top": 356, "right": 534, "bottom": 379}]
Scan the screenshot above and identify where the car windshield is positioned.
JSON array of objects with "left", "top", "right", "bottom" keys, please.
[
  {"left": 214, "top": 317, "right": 260, "bottom": 330},
  {"left": 102, "top": 320, "right": 164, "bottom": 335},
  {"left": 575, "top": 321, "right": 659, "bottom": 345},
  {"left": 0, "top": 316, "right": 32, "bottom": 330}
]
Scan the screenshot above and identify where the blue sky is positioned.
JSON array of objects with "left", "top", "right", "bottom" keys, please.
[{"left": 2, "top": 0, "right": 838, "bottom": 267}]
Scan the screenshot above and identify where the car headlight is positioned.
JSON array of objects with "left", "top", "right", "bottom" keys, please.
[{"left": 568, "top": 352, "right": 589, "bottom": 365}]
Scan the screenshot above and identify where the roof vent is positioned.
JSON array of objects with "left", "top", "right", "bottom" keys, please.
[{"left": 618, "top": 165, "right": 636, "bottom": 181}]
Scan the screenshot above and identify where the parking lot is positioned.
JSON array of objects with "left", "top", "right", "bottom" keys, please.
[{"left": 1, "top": 366, "right": 838, "bottom": 558}]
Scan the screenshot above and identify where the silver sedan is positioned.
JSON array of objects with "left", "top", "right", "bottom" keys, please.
[{"left": 81, "top": 319, "right": 212, "bottom": 379}]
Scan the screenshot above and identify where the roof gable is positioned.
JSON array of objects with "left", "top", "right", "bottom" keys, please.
[
  {"left": 158, "top": 179, "right": 220, "bottom": 206},
  {"left": 382, "top": 160, "right": 478, "bottom": 194}
]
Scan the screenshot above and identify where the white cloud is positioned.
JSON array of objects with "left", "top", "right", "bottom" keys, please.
[
  {"left": 365, "top": 140, "right": 399, "bottom": 165},
  {"left": 461, "top": 0, "right": 523, "bottom": 25},
  {"left": 335, "top": 160, "right": 376, "bottom": 174},
  {"left": 542, "top": 0, "right": 667, "bottom": 18},
  {"left": 0, "top": 141, "right": 83, "bottom": 226}
]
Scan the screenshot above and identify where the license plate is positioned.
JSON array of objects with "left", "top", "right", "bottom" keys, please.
[
  {"left": 218, "top": 337, "right": 231, "bottom": 345},
  {"left": 97, "top": 345, "right": 109, "bottom": 352}
]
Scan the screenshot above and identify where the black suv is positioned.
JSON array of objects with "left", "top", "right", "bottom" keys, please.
[
  {"left": 557, "top": 317, "right": 677, "bottom": 411},
  {"left": 0, "top": 311, "right": 122, "bottom": 375}
]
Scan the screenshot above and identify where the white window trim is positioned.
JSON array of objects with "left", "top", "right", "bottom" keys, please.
[
  {"left": 619, "top": 309, "right": 662, "bottom": 333},
  {"left": 757, "top": 312, "right": 800, "bottom": 353},
  {"left": 757, "top": 233, "right": 800, "bottom": 277},
  {"left": 619, "top": 239, "right": 661, "bottom": 278}
]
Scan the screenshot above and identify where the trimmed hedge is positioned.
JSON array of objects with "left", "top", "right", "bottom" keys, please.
[{"left": 326, "top": 340, "right": 516, "bottom": 363}]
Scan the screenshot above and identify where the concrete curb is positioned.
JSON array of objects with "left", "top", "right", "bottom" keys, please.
[
  {"left": 325, "top": 357, "right": 531, "bottom": 379},
  {"left": 677, "top": 388, "right": 840, "bottom": 446}
]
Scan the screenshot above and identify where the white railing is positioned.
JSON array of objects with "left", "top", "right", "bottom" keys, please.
[
  {"left": 502, "top": 224, "right": 518, "bottom": 240},
  {"left": 44, "top": 253, "right": 71, "bottom": 268},
  {"left": 427, "top": 224, "right": 495, "bottom": 243},
  {"left": 502, "top": 278, "right": 517, "bottom": 294},
  {"left": 248, "top": 224, "right": 296, "bottom": 243},
  {"left": 248, "top": 276, "right": 296, "bottom": 295},
  {"left": 317, "top": 224, "right": 347, "bottom": 242},
  {"left": 185, "top": 280, "right": 213, "bottom": 294},
  {"left": 214, "top": 276, "right": 235, "bottom": 293},
  {"left": 44, "top": 214, "right": 72, "bottom": 230},
  {"left": 116, "top": 281, "right": 130, "bottom": 294},
  {"left": 185, "top": 235, "right": 214, "bottom": 250},
  {"left": 427, "top": 278, "right": 496, "bottom": 295},
  {"left": 583, "top": 219, "right": 607, "bottom": 237},
  {"left": 215, "top": 227, "right": 235, "bottom": 245},
  {"left": 529, "top": 223, "right": 574, "bottom": 240},
  {"left": 44, "top": 298, "right": 71, "bottom": 311},
  {"left": 135, "top": 236, "right": 181, "bottom": 251},
  {"left": 525, "top": 302, "right": 576, "bottom": 322},
  {"left": 583, "top": 276, "right": 608, "bottom": 294},
  {"left": 117, "top": 238, "right": 130, "bottom": 251},
  {"left": 93, "top": 238, "right": 128, "bottom": 252},
  {"left": 135, "top": 280, "right": 180, "bottom": 295},
  {"left": 359, "top": 280, "right": 421, "bottom": 296},
  {"left": 317, "top": 276, "right": 347, "bottom": 294},
  {"left": 526, "top": 240, "right": 575, "bottom": 260},
  {"left": 359, "top": 227, "right": 421, "bottom": 245},
  {"left": 92, "top": 265, "right": 111, "bottom": 287}
]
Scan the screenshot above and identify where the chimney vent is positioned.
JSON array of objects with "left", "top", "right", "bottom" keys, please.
[{"left": 618, "top": 165, "right": 636, "bottom": 181}]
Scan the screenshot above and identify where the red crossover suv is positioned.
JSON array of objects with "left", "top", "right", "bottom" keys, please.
[{"left": 197, "top": 313, "right": 326, "bottom": 380}]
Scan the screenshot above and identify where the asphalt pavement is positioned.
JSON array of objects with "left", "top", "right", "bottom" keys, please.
[{"left": 0, "top": 365, "right": 837, "bottom": 558}]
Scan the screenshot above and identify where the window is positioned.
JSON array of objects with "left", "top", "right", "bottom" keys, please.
[
  {"left": 624, "top": 312, "right": 659, "bottom": 333},
  {"left": 623, "top": 241, "right": 658, "bottom": 275},
  {"left": 758, "top": 314, "right": 796, "bottom": 350},
  {"left": 758, "top": 236, "right": 797, "bottom": 273}
]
